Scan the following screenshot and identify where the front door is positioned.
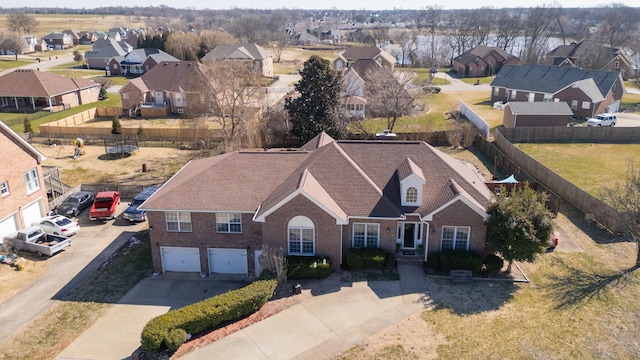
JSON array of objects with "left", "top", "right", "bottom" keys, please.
[{"left": 401, "top": 223, "right": 416, "bottom": 249}]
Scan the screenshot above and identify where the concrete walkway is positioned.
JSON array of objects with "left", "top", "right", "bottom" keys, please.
[{"left": 181, "top": 264, "right": 430, "bottom": 360}]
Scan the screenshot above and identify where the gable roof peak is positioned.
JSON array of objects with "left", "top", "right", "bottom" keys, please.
[
  {"left": 299, "top": 132, "right": 335, "bottom": 151},
  {"left": 397, "top": 157, "right": 425, "bottom": 182}
]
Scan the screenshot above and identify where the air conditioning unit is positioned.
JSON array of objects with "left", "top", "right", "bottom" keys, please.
[{"left": 177, "top": 109, "right": 184, "bottom": 114}]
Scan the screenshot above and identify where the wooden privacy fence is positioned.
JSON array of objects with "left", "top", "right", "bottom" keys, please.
[{"left": 492, "top": 128, "right": 621, "bottom": 232}]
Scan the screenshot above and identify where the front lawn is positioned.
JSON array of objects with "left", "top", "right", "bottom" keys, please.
[
  {"left": 621, "top": 93, "right": 640, "bottom": 113},
  {"left": 398, "top": 67, "right": 450, "bottom": 86},
  {"left": 0, "top": 58, "right": 36, "bottom": 71},
  {"left": 459, "top": 76, "right": 494, "bottom": 85}
]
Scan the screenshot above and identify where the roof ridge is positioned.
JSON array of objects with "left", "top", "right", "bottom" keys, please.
[{"left": 332, "top": 142, "right": 382, "bottom": 195}]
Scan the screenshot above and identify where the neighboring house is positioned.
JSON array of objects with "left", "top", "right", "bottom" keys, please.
[
  {"left": 0, "top": 69, "right": 101, "bottom": 112},
  {"left": 201, "top": 43, "right": 274, "bottom": 78},
  {"left": 0, "top": 37, "right": 29, "bottom": 56},
  {"left": 62, "top": 29, "right": 81, "bottom": 45},
  {"left": 546, "top": 40, "right": 632, "bottom": 80},
  {"left": 334, "top": 45, "right": 396, "bottom": 71},
  {"left": 320, "top": 29, "right": 343, "bottom": 44},
  {"left": 293, "top": 32, "right": 320, "bottom": 45},
  {"left": 0, "top": 121, "right": 48, "bottom": 239},
  {"left": 25, "top": 36, "right": 49, "bottom": 52},
  {"left": 490, "top": 64, "right": 626, "bottom": 118},
  {"left": 42, "top": 32, "right": 74, "bottom": 50},
  {"left": 78, "top": 32, "right": 98, "bottom": 45},
  {"left": 84, "top": 38, "right": 132, "bottom": 69},
  {"left": 452, "top": 45, "right": 520, "bottom": 77},
  {"left": 503, "top": 102, "right": 574, "bottom": 128},
  {"left": 108, "top": 48, "right": 179, "bottom": 76},
  {"left": 119, "top": 61, "right": 215, "bottom": 117},
  {"left": 139, "top": 133, "right": 493, "bottom": 275}
]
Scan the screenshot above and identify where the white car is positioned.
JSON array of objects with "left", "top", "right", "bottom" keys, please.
[
  {"left": 586, "top": 113, "right": 617, "bottom": 127},
  {"left": 33, "top": 215, "right": 80, "bottom": 237}
]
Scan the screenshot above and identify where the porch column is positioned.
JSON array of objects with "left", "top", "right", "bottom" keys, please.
[
  {"left": 48, "top": 97, "right": 53, "bottom": 112},
  {"left": 31, "top": 97, "right": 35, "bottom": 110},
  {"left": 13, "top": 96, "right": 18, "bottom": 109}
]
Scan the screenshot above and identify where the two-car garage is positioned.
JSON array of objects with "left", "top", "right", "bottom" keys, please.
[{"left": 160, "top": 246, "right": 248, "bottom": 275}]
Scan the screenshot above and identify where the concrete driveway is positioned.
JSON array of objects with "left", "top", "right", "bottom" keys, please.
[
  {"left": 57, "top": 273, "right": 248, "bottom": 360},
  {"left": 0, "top": 203, "right": 147, "bottom": 342},
  {"left": 614, "top": 112, "right": 640, "bottom": 127}
]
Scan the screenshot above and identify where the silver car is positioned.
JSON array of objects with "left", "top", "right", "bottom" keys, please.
[{"left": 586, "top": 113, "right": 617, "bottom": 127}]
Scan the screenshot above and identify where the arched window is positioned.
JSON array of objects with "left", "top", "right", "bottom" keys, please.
[
  {"left": 288, "top": 216, "right": 315, "bottom": 255},
  {"left": 406, "top": 187, "right": 418, "bottom": 203}
]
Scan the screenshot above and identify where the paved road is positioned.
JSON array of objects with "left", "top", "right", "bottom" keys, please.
[
  {"left": 0, "top": 204, "right": 147, "bottom": 342},
  {"left": 0, "top": 54, "right": 74, "bottom": 76}
]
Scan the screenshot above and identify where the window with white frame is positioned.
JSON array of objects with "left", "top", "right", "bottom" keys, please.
[
  {"left": 0, "top": 181, "right": 9, "bottom": 197},
  {"left": 406, "top": 187, "right": 418, "bottom": 203},
  {"left": 165, "top": 211, "right": 192, "bottom": 232},
  {"left": 543, "top": 94, "right": 553, "bottom": 102},
  {"left": 511, "top": 90, "right": 517, "bottom": 100},
  {"left": 581, "top": 101, "right": 590, "bottom": 110},
  {"left": 352, "top": 223, "right": 380, "bottom": 248},
  {"left": 441, "top": 226, "right": 470, "bottom": 250},
  {"left": 493, "top": 87, "right": 499, "bottom": 96},
  {"left": 216, "top": 212, "right": 242, "bottom": 233},
  {"left": 288, "top": 216, "right": 315, "bottom": 255},
  {"left": 615, "top": 61, "right": 620, "bottom": 69},
  {"left": 122, "top": 93, "right": 129, "bottom": 100},
  {"left": 24, "top": 168, "right": 40, "bottom": 194},
  {"left": 571, "top": 100, "right": 578, "bottom": 110}
]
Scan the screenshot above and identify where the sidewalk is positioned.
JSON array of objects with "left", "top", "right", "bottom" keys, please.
[{"left": 180, "top": 264, "right": 430, "bottom": 360}]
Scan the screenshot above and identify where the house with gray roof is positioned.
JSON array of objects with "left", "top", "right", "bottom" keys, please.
[
  {"left": 42, "top": 32, "right": 73, "bottom": 50},
  {"left": 490, "top": 64, "right": 626, "bottom": 118},
  {"left": 201, "top": 43, "right": 273, "bottom": 77},
  {"left": 84, "top": 38, "right": 132, "bottom": 69},
  {"left": 139, "top": 132, "right": 493, "bottom": 275},
  {"left": 453, "top": 45, "right": 520, "bottom": 78},
  {"left": 546, "top": 40, "right": 632, "bottom": 80},
  {"left": 108, "top": 48, "right": 179, "bottom": 76}
]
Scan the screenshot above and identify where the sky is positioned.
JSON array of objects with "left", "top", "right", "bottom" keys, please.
[{"left": 1, "top": 0, "right": 635, "bottom": 11}]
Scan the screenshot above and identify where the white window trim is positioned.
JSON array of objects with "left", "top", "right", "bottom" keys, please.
[
  {"left": 216, "top": 212, "right": 242, "bottom": 234},
  {"left": 581, "top": 101, "right": 590, "bottom": 110},
  {"left": 440, "top": 226, "right": 470, "bottom": 251},
  {"left": 288, "top": 216, "right": 315, "bottom": 256},
  {"left": 0, "top": 181, "right": 9, "bottom": 197},
  {"left": 24, "top": 168, "right": 40, "bottom": 194},
  {"left": 165, "top": 211, "right": 192, "bottom": 232},
  {"left": 511, "top": 90, "right": 517, "bottom": 100},
  {"left": 352, "top": 223, "right": 380, "bottom": 248},
  {"left": 406, "top": 187, "right": 418, "bottom": 203}
]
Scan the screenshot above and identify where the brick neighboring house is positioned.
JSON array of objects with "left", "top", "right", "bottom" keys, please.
[
  {"left": 62, "top": 29, "right": 81, "bottom": 46},
  {"left": 108, "top": 48, "right": 179, "bottom": 76},
  {"left": 503, "top": 102, "right": 574, "bottom": 128},
  {"left": 546, "top": 40, "right": 633, "bottom": 80},
  {"left": 84, "top": 38, "right": 132, "bottom": 70},
  {"left": 334, "top": 45, "right": 396, "bottom": 71},
  {"left": 0, "top": 121, "right": 48, "bottom": 239},
  {"left": 42, "top": 32, "right": 73, "bottom": 50},
  {"left": 119, "top": 61, "right": 215, "bottom": 117},
  {"left": 201, "top": 43, "right": 274, "bottom": 78},
  {"left": 0, "top": 69, "right": 101, "bottom": 112},
  {"left": 452, "top": 45, "right": 520, "bottom": 77},
  {"left": 490, "top": 64, "right": 626, "bottom": 119},
  {"left": 139, "top": 133, "right": 493, "bottom": 275},
  {"left": 78, "top": 32, "right": 98, "bottom": 45}
]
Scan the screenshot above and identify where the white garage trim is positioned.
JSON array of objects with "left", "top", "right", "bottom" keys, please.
[
  {"left": 208, "top": 248, "right": 248, "bottom": 275},
  {"left": 22, "top": 199, "right": 43, "bottom": 228},
  {"left": 161, "top": 246, "right": 201, "bottom": 273},
  {"left": 254, "top": 250, "right": 263, "bottom": 277},
  {"left": 0, "top": 213, "right": 18, "bottom": 240}
]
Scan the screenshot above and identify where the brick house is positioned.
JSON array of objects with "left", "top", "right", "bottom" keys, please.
[
  {"left": 0, "top": 69, "right": 101, "bottom": 112},
  {"left": 84, "top": 38, "right": 132, "bottom": 70},
  {"left": 140, "top": 133, "right": 493, "bottom": 276},
  {"left": 41, "top": 32, "right": 73, "bottom": 50},
  {"left": 119, "top": 61, "right": 215, "bottom": 117},
  {"left": 453, "top": 45, "right": 520, "bottom": 78},
  {"left": 546, "top": 40, "right": 633, "bottom": 80},
  {"left": 0, "top": 122, "right": 48, "bottom": 239},
  {"left": 201, "top": 43, "right": 274, "bottom": 78},
  {"left": 490, "top": 64, "right": 626, "bottom": 118},
  {"left": 107, "top": 48, "right": 179, "bottom": 76}
]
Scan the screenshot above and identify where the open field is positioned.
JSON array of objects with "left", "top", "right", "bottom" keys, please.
[
  {"left": 272, "top": 47, "right": 341, "bottom": 74},
  {"left": 0, "top": 14, "right": 147, "bottom": 39},
  {"left": 516, "top": 143, "right": 640, "bottom": 197}
]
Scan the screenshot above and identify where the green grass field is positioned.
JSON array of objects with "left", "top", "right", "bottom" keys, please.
[
  {"left": 516, "top": 143, "right": 640, "bottom": 197},
  {"left": 0, "top": 58, "right": 36, "bottom": 71},
  {"left": 460, "top": 76, "right": 494, "bottom": 85}
]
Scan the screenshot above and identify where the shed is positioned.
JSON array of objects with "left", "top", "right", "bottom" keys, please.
[{"left": 503, "top": 102, "right": 573, "bottom": 128}]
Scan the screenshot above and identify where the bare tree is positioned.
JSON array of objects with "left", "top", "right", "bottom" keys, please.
[
  {"left": 364, "top": 69, "right": 419, "bottom": 132},
  {"left": 447, "top": 10, "right": 476, "bottom": 61},
  {"left": 200, "top": 30, "right": 236, "bottom": 55},
  {"left": 418, "top": 6, "right": 442, "bottom": 67},
  {"left": 165, "top": 32, "right": 201, "bottom": 61},
  {"left": 495, "top": 8, "right": 523, "bottom": 52},
  {"left": 602, "top": 160, "right": 640, "bottom": 267},
  {"left": 2, "top": 34, "right": 28, "bottom": 61},
  {"left": 599, "top": 4, "right": 639, "bottom": 48},
  {"left": 202, "top": 59, "right": 265, "bottom": 149},
  {"left": 270, "top": 32, "right": 291, "bottom": 63},
  {"left": 469, "top": 7, "right": 496, "bottom": 46},
  {"left": 6, "top": 13, "right": 38, "bottom": 35},
  {"left": 522, "top": 5, "right": 558, "bottom": 64}
]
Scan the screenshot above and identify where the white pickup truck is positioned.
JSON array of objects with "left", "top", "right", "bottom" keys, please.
[{"left": 2, "top": 226, "right": 71, "bottom": 257}]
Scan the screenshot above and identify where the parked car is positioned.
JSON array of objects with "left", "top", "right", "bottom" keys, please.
[
  {"left": 33, "top": 215, "right": 80, "bottom": 236},
  {"left": 123, "top": 187, "right": 158, "bottom": 222},
  {"left": 55, "top": 191, "right": 95, "bottom": 217},
  {"left": 89, "top": 191, "right": 121, "bottom": 221},
  {"left": 586, "top": 113, "right": 617, "bottom": 127}
]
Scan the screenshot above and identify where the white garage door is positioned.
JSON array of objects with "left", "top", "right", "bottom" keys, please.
[
  {"left": 0, "top": 214, "right": 18, "bottom": 240},
  {"left": 161, "top": 246, "right": 201, "bottom": 273},
  {"left": 22, "top": 200, "right": 43, "bottom": 227},
  {"left": 208, "top": 248, "right": 248, "bottom": 275},
  {"left": 608, "top": 100, "right": 621, "bottom": 113}
]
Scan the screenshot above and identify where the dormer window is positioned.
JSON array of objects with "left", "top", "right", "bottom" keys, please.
[{"left": 406, "top": 187, "right": 418, "bottom": 203}]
